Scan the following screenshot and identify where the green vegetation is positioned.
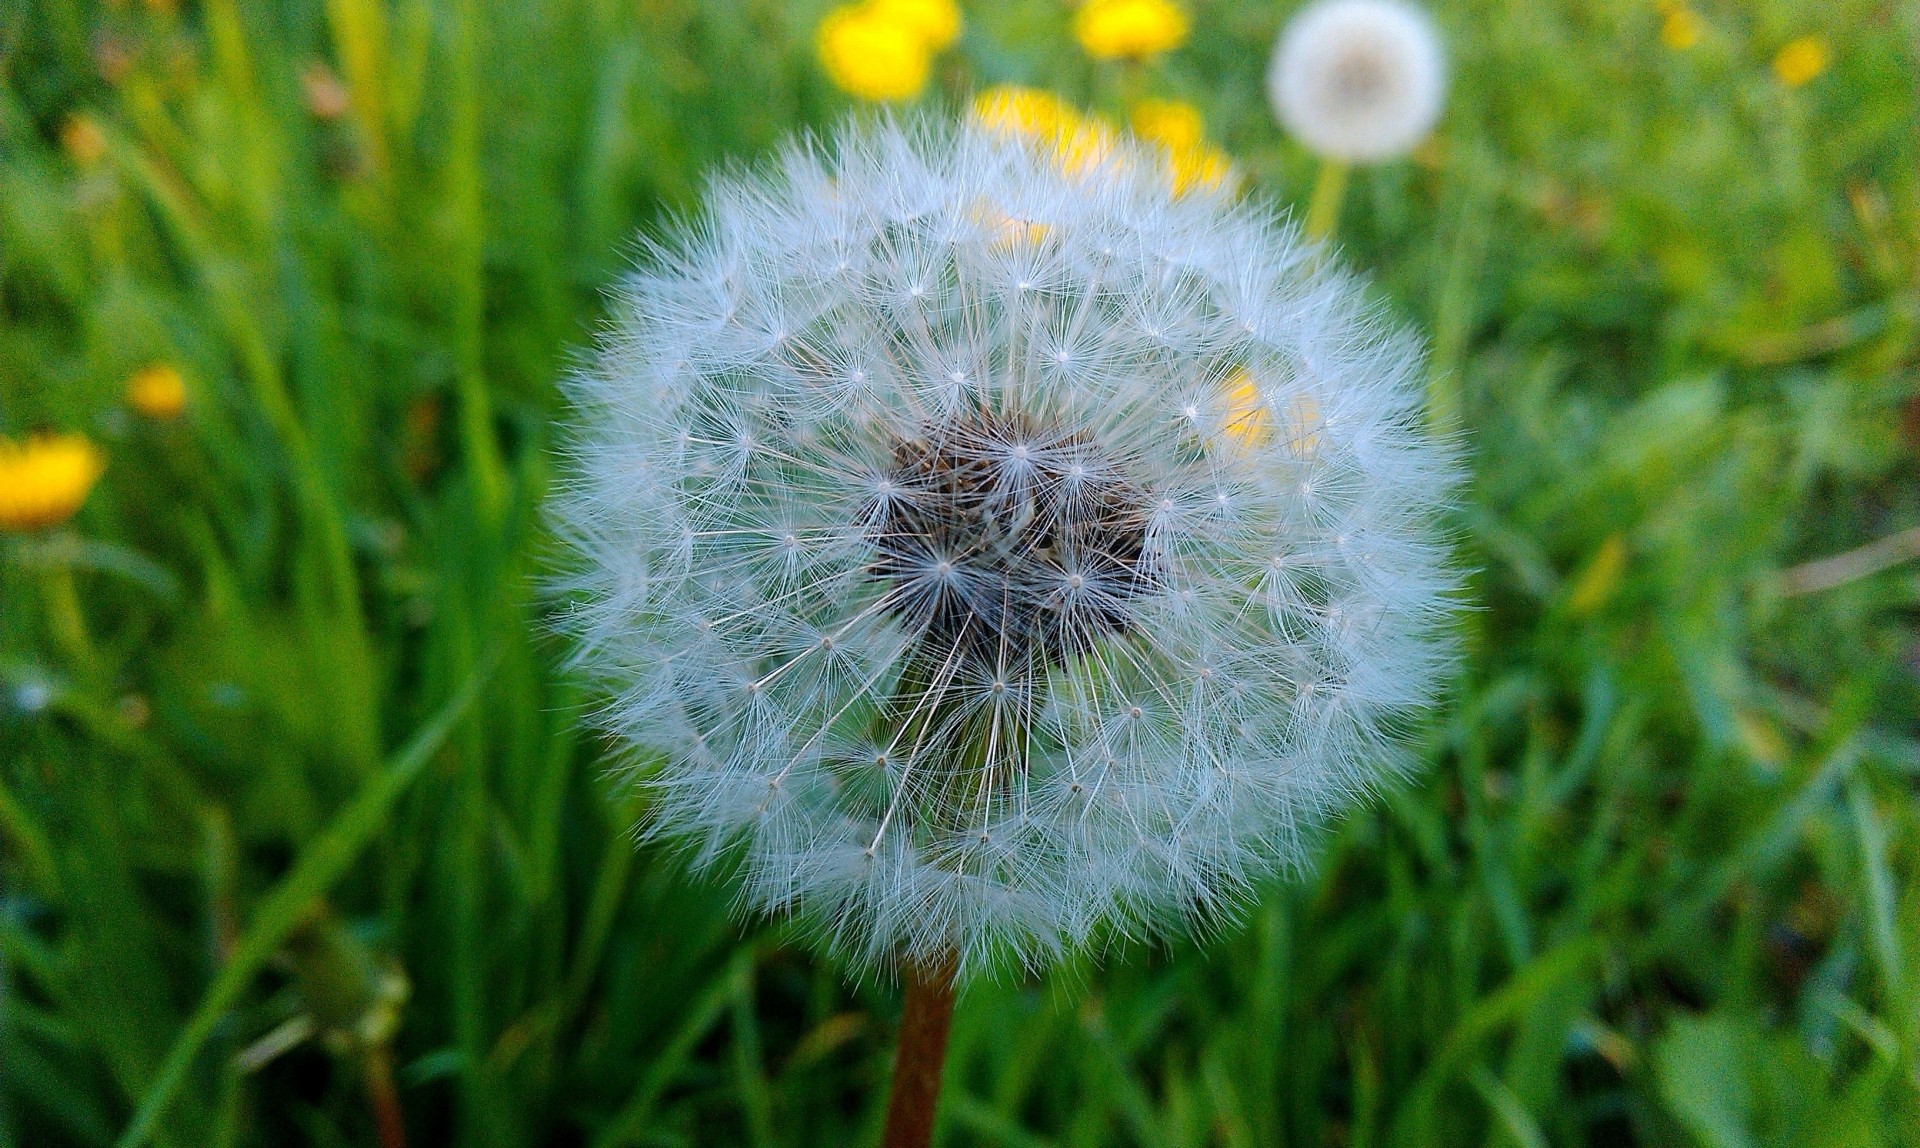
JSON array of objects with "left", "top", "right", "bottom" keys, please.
[{"left": 2, "top": 0, "right": 1916, "bottom": 1144}]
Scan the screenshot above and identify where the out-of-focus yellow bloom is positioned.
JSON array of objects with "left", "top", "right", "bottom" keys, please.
[
  {"left": 1130, "top": 98, "right": 1205, "bottom": 153},
  {"left": 1220, "top": 369, "right": 1271, "bottom": 449},
  {"left": 127, "top": 365, "right": 188, "bottom": 420},
  {"left": 817, "top": 5, "right": 932, "bottom": 102},
  {"left": 1169, "top": 145, "right": 1232, "bottom": 195},
  {"left": 973, "top": 86, "right": 1075, "bottom": 142},
  {"left": 0, "top": 434, "right": 105, "bottom": 532},
  {"left": 972, "top": 86, "right": 1119, "bottom": 176},
  {"left": 869, "top": 0, "right": 963, "bottom": 51},
  {"left": 1054, "top": 115, "right": 1123, "bottom": 177},
  {"left": 61, "top": 114, "right": 107, "bottom": 167},
  {"left": 1659, "top": 7, "right": 1702, "bottom": 50},
  {"left": 970, "top": 198, "right": 1053, "bottom": 249},
  {"left": 1073, "top": 0, "right": 1189, "bottom": 60},
  {"left": 1130, "top": 100, "right": 1232, "bottom": 195},
  {"left": 1772, "top": 36, "right": 1829, "bottom": 87},
  {"left": 1217, "top": 370, "right": 1320, "bottom": 457}
]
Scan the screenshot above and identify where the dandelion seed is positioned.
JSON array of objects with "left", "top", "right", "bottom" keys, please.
[
  {"left": 552, "top": 117, "right": 1459, "bottom": 986},
  {"left": 1267, "top": 0, "right": 1447, "bottom": 163},
  {"left": 0, "top": 434, "right": 105, "bottom": 533}
]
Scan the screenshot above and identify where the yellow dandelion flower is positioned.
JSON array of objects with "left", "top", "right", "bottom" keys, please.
[
  {"left": 1055, "top": 114, "right": 1125, "bottom": 177},
  {"left": 1130, "top": 98, "right": 1206, "bottom": 153},
  {"left": 0, "top": 434, "right": 105, "bottom": 533},
  {"left": 61, "top": 114, "right": 107, "bottom": 167},
  {"left": 817, "top": 4, "right": 932, "bottom": 102},
  {"left": 1169, "top": 144, "right": 1233, "bottom": 195},
  {"left": 972, "top": 85, "right": 1075, "bottom": 142},
  {"left": 1772, "top": 36, "right": 1828, "bottom": 87},
  {"left": 1073, "top": 0, "right": 1189, "bottom": 61},
  {"left": 1659, "top": 7, "right": 1702, "bottom": 50},
  {"left": 1129, "top": 100, "right": 1232, "bottom": 195},
  {"left": 869, "top": 0, "right": 963, "bottom": 51},
  {"left": 1220, "top": 369, "right": 1272, "bottom": 449},
  {"left": 969, "top": 198, "right": 1053, "bottom": 249},
  {"left": 1218, "top": 370, "right": 1321, "bottom": 456},
  {"left": 127, "top": 365, "right": 188, "bottom": 420}
]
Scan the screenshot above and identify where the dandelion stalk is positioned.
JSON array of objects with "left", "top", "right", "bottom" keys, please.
[
  {"left": 363, "top": 1044, "right": 409, "bottom": 1148},
  {"left": 881, "top": 949, "right": 958, "bottom": 1148},
  {"left": 1304, "top": 158, "right": 1350, "bottom": 241},
  {"left": 41, "top": 557, "right": 96, "bottom": 671}
]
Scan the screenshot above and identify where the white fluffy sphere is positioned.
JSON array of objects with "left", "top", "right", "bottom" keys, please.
[
  {"left": 552, "top": 117, "right": 1459, "bottom": 978},
  {"left": 1268, "top": 0, "right": 1447, "bottom": 163}
]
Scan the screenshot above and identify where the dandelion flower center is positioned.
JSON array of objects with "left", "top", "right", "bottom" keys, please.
[{"left": 871, "top": 412, "right": 1154, "bottom": 670}]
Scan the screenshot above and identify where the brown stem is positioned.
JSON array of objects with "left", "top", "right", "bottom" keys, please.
[
  {"left": 881, "top": 950, "right": 959, "bottom": 1148},
  {"left": 363, "top": 1043, "right": 408, "bottom": 1148}
]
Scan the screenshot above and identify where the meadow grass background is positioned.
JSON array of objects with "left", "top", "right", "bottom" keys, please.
[{"left": 3, "top": 0, "right": 1919, "bottom": 1144}]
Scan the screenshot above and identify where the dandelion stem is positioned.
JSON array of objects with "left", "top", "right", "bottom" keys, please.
[
  {"left": 40, "top": 560, "right": 95, "bottom": 671},
  {"left": 881, "top": 949, "right": 958, "bottom": 1148},
  {"left": 364, "top": 1043, "right": 409, "bottom": 1148},
  {"left": 1304, "top": 158, "right": 1350, "bottom": 243}
]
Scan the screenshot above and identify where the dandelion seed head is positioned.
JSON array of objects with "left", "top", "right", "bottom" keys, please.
[
  {"left": 1267, "top": 0, "right": 1447, "bottom": 163},
  {"left": 552, "top": 116, "right": 1460, "bottom": 979}
]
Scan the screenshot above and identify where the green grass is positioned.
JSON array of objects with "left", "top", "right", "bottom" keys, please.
[{"left": 2, "top": 0, "right": 1917, "bottom": 1145}]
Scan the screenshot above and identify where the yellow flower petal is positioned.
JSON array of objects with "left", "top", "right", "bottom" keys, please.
[
  {"left": 1218, "top": 370, "right": 1320, "bottom": 457},
  {"left": 817, "top": 5, "right": 932, "bottom": 102},
  {"left": 1129, "top": 99, "right": 1205, "bottom": 153},
  {"left": 0, "top": 434, "right": 105, "bottom": 533},
  {"left": 1772, "top": 36, "right": 1829, "bottom": 87},
  {"left": 973, "top": 86, "right": 1074, "bottom": 143},
  {"left": 1659, "top": 7, "right": 1702, "bottom": 51},
  {"left": 127, "top": 364, "right": 188, "bottom": 420},
  {"left": 1073, "top": 0, "right": 1189, "bottom": 61},
  {"left": 869, "top": 0, "right": 963, "bottom": 51}
]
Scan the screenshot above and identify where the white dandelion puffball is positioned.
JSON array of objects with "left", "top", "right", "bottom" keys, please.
[
  {"left": 553, "top": 117, "right": 1459, "bottom": 978},
  {"left": 1268, "top": 0, "right": 1447, "bottom": 163}
]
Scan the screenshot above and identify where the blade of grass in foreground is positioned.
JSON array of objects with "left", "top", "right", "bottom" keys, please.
[{"left": 114, "top": 656, "right": 498, "bottom": 1148}]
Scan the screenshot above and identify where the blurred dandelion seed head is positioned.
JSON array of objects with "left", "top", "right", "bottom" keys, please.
[
  {"left": 552, "top": 117, "right": 1460, "bottom": 977},
  {"left": 1267, "top": 0, "right": 1447, "bottom": 163},
  {"left": 0, "top": 434, "right": 105, "bottom": 533}
]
